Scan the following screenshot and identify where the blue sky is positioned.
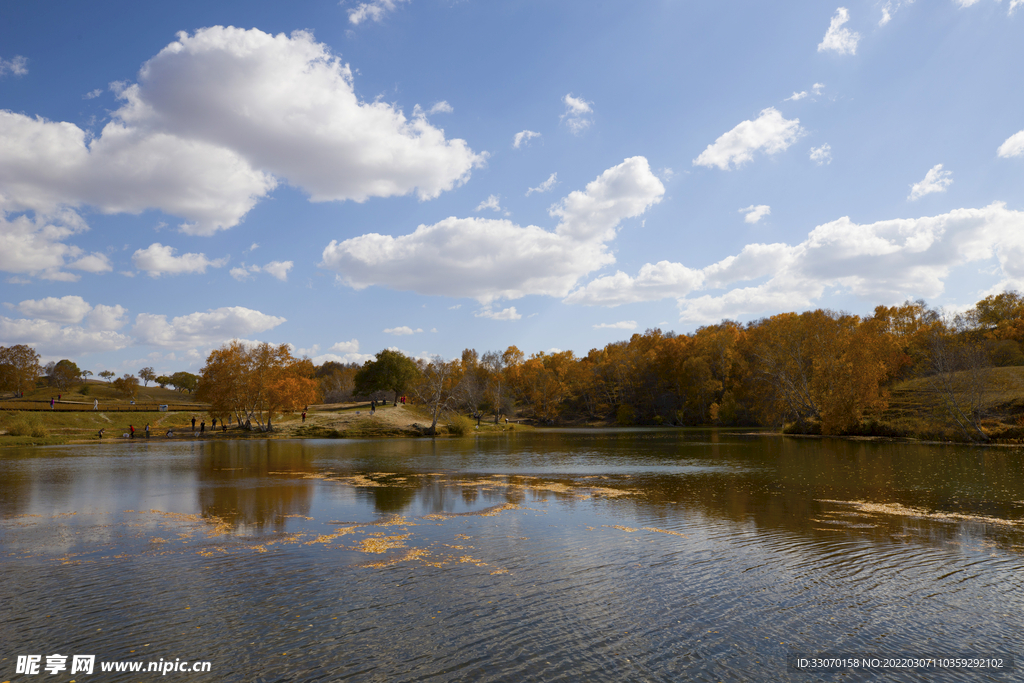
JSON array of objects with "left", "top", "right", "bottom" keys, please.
[{"left": 1, "top": 0, "right": 1023, "bottom": 374}]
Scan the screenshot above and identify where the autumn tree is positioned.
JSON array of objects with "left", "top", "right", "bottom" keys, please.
[
  {"left": 170, "top": 372, "right": 199, "bottom": 394},
  {"left": 139, "top": 367, "right": 156, "bottom": 386},
  {"left": 414, "top": 356, "right": 463, "bottom": 434},
  {"left": 196, "top": 341, "right": 320, "bottom": 430},
  {"left": 923, "top": 316, "right": 992, "bottom": 442},
  {"left": 155, "top": 375, "right": 171, "bottom": 388},
  {"left": 0, "top": 344, "right": 41, "bottom": 394},
  {"left": 112, "top": 373, "right": 140, "bottom": 399},
  {"left": 354, "top": 349, "right": 420, "bottom": 405},
  {"left": 98, "top": 370, "right": 115, "bottom": 383},
  {"left": 50, "top": 359, "right": 82, "bottom": 392}
]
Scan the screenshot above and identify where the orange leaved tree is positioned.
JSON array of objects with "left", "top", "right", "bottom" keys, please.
[{"left": 197, "top": 341, "right": 321, "bottom": 431}]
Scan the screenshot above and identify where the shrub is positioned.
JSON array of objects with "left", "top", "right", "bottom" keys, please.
[
  {"left": 447, "top": 414, "right": 473, "bottom": 436},
  {"left": 616, "top": 404, "right": 635, "bottom": 426}
]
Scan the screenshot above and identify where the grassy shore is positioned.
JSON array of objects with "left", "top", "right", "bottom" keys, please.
[{"left": 0, "top": 387, "right": 528, "bottom": 447}]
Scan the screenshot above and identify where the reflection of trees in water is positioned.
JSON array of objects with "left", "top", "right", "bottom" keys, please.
[
  {"left": 0, "top": 466, "right": 33, "bottom": 517},
  {"left": 196, "top": 441, "right": 316, "bottom": 532},
  {"left": 630, "top": 437, "right": 1024, "bottom": 552},
  {"left": 355, "top": 483, "right": 419, "bottom": 513}
]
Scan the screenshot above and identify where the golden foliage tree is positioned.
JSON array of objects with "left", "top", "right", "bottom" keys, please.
[{"left": 197, "top": 341, "right": 321, "bottom": 430}]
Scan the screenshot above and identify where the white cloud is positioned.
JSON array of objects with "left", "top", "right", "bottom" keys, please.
[
  {"left": 133, "top": 306, "right": 287, "bottom": 348},
  {"left": 513, "top": 130, "right": 541, "bottom": 148},
  {"left": 566, "top": 203, "right": 1024, "bottom": 325},
  {"left": 321, "top": 156, "right": 665, "bottom": 303},
  {"left": 740, "top": 205, "right": 771, "bottom": 224},
  {"left": 880, "top": 6, "right": 892, "bottom": 25},
  {"left": 132, "top": 243, "right": 228, "bottom": 277},
  {"left": 475, "top": 306, "right": 521, "bottom": 321},
  {"left": 693, "top": 108, "right": 803, "bottom": 170},
  {"left": 1011, "top": 0, "right": 1024, "bottom": 14},
  {"left": 785, "top": 91, "right": 808, "bottom": 102},
  {"left": 428, "top": 101, "right": 453, "bottom": 114},
  {"left": 818, "top": 7, "right": 860, "bottom": 55},
  {"left": 954, "top": 0, "right": 981, "bottom": 6},
  {"left": 998, "top": 130, "right": 1024, "bottom": 158},
  {"left": 17, "top": 296, "right": 93, "bottom": 324},
  {"left": 561, "top": 94, "right": 593, "bottom": 134},
  {"left": 0, "top": 297, "right": 130, "bottom": 356},
  {"left": 231, "top": 260, "right": 293, "bottom": 281},
  {"left": 0, "top": 316, "right": 131, "bottom": 356},
  {"left": 263, "top": 261, "right": 293, "bottom": 281},
  {"left": 594, "top": 320, "right": 637, "bottom": 330},
  {"left": 330, "top": 339, "right": 360, "bottom": 353},
  {"left": 810, "top": 143, "right": 833, "bottom": 165},
  {"left": 813, "top": 83, "right": 825, "bottom": 95},
  {"left": 475, "top": 194, "right": 502, "bottom": 212},
  {"left": 526, "top": 172, "right": 558, "bottom": 196},
  {"left": 86, "top": 304, "right": 128, "bottom": 330},
  {"left": 348, "top": 0, "right": 410, "bottom": 25},
  {"left": 0, "top": 27, "right": 483, "bottom": 236},
  {"left": 565, "top": 260, "right": 704, "bottom": 307},
  {"left": 230, "top": 264, "right": 260, "bottom": 281},
  {"left": 0, "top": 56, "right": 28, "bottom": 77},
  {"left": 384, "top": 326, "right": 422, "bottom": 335},
  {"left": 312, "top": 351, "right": 374, "bottom": 365},
  {"left": 908, "top": 164, "right": 953, "bottom": 201},
  {"left": 84, "top": 88, "right": 104, "bottom": 100},
  {"left": 0, "top": 206, "right": 112, "bottom": 281}
]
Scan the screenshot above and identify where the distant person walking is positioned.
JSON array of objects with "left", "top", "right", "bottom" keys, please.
[
  {"left": 97, "top": 428, "right": 104, "bottom": 439},
  {"left": 129, "top": 425, "right": 135, "bottom": 439},
  {"left": 191, "top": 416, "right": 196, "bottom": 430},
  {"left": 200, "top": 420, "right": 205, "bottom": 434},
  {"left": 93, "top": 399, "right": 98, "bottom": 410},
  {"left": 145, "top": 424, "right": 150, "bottom": 439},
  {"left": 301, "top": 411, "right": 306, "bottom": 423},
  {"left": 212, "top": 418, "right": 217, "bottom": 429},
  {"left": 50, "top": 397, "right": 54, "bottom": 410}
]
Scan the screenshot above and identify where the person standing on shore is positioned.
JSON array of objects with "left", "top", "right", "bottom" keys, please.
[
  {"left": 191, "top": 416, "right": 196, "bottom": 430},
  {"left": 94, "top": 399, "right": 98, "bottom": 410},
  {"left": 200, "top": 420, "right": 205, "bottom": 434},
  {"left": 145, "top": 424, "right": 150, "bottom": 439},
  {"left": 50, "top": 397, "right": 54, "bottom": 410},
  {"left": 129, "top": 425, "right": 135, "bottom": 439}
]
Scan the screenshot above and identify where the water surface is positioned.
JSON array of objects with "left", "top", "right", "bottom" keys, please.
[{"left": 2, "top": 430, "right": 1022, "bottom": 681}]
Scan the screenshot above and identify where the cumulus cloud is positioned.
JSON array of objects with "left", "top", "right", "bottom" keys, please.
[
  {"left": 475, "top": 194, "right": 502, "bottom": 212},
  {"left": 526, "top": 172, "right": 558, "bottom": 196},
  {"left": 513, "top": 130, "right": 541, "bottom": 148},
  {"left": 330, "top": 339, "right": 360, "bottom": 353},
  {"left": 321, "top": 156, "right": 665, "bottom": 303},
  {"left": 16, "top": 296, "right": 93, "bottom": 324},
  {"left": 475, "top": 306, "right": 521, "bottom": 321},
  {"left": 0, "top": 297, "right": 131, "bottom": 357},
  {"left": 594, "top": 320, "right": 637, "bottom": 330},
  {"left": 1011, "top": 0, "right": 1024, "bottom": 14},
  {"left": 0, "top": 55, "right": 28, "bottom": 77},
  {"left": 0, "top": 206, "right": 112, "bottom": 281},
  {"left": 561, "top": 94, "right": 593, "bottom": 134},
  {"left": 0, "top": 27, "right": 482, "bottom": 236},
  {"left": 348, "top": 0, "right": 409, "bottom": 25},
  {"left": 263, "top": 261, "right": 294, "bottom": 281},
  {"left": 818, "top": 7, "right": 860, "bottom": 55},
  {"left": 785, "top": 91, "right": 808, "bottom": 102},
  {"left": 384, "top": 326, "right": 422, "bottom": 335},
  {"left": 132, "top": 243, "right": 228, "bottom": 277},
  {"left": 564, "top": 261, "right": 704, "bottom": 307},
  {"left": 567, "top": 203, "right": 1024, "bottom": 325},
  {"left": 810, "top": 143, "right": 833, "bottom": 165},
  {"left": 133, "top": 306, "right": 287, "bottom": 348},
  {"left": 693, "top": 108, "right": 803, "bottom": 170},
  {"left": 908, "top": 164, "right": 953, "bottom": 200},
  {"left": 428, "top": 101, "right": 453, "bottom": 114},
  {"left": 998, "top": 130, "right": 1024, "bottom": 158},
  {"left": 740, "top": 205, "right": 771, "bottom": 224}
]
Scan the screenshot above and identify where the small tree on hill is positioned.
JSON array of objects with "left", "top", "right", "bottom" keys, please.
[
  {"left": 98, "top": 370, "right": 115, "bottom": 383},
  {"left": 139, "top": 367, "right": 156, "bottom": 387},
  {"left": 113, "top": 374, "right": 140, "bottom": 399},
  {"left": 51, "top": 359, "right": 82, "bottom": 392}
]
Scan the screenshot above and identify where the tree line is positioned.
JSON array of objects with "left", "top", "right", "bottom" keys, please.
[{"left": 4, "top": 291, "right": 1023, "bottom": 440}]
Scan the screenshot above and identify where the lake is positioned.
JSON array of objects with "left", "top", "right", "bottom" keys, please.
[{"left": 1, "top": 430, "right": 1022, "bottom": 681}]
